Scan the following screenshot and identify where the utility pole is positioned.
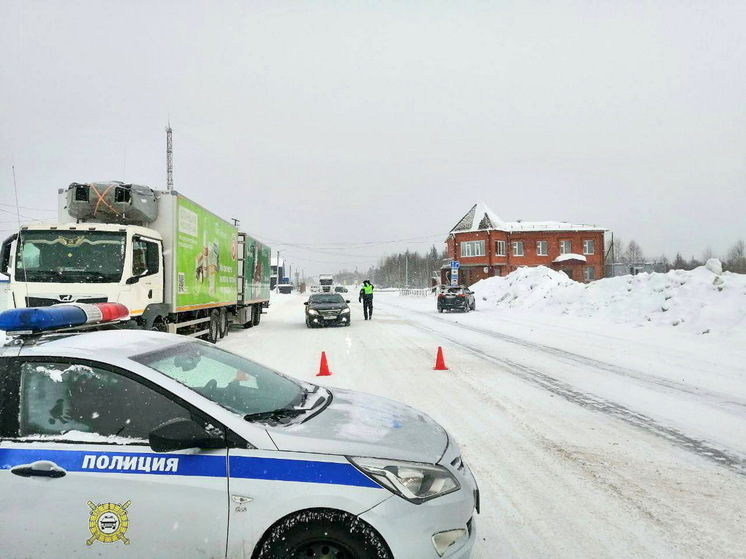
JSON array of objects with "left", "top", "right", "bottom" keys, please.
[{"left": 166, "top": 121, "right": 173, "bottom": 191}]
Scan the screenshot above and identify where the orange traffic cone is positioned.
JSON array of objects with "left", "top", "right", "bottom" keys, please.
[
  {"left": 434, "top": 346, "right": 448, "bottom": 370},
  {"left": 317, "top": 351, "right": 332, "bottom": 376}
]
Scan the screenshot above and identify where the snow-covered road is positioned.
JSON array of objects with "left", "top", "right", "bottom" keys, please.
[{"left": 220, "top": 292, "right": 746, "bottom": 559}]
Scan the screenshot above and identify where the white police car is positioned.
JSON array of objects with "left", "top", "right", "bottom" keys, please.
[{"left": 0, "top": 303, "right": 478, "bottom": 558}]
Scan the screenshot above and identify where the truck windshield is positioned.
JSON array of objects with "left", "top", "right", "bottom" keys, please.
[{"left": 15, "top": 230, "right": 126, "bottom": 283}]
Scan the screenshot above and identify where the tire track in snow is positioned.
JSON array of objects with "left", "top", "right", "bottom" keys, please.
[
  {"left": 405, "top": 306, "right": 746, "bottom": 411},
  {"left": 380, "top": 303, "right": 746, "bottom": 476}
]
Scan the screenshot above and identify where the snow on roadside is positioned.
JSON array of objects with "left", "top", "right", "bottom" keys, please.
[{"left": 469, "top": 259, "right": 746, "bottom": 338}]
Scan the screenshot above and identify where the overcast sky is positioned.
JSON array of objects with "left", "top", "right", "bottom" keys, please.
[{"left": 2, "top": 0, "right": 744, "bottom": 277}]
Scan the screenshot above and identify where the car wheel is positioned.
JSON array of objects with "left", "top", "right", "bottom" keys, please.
[
  {"left": 254, "top": 509, "right": 392, "bottom": 559},
  {"left": 438, "top": 307, "right": 443, "bottom": 313},
  {"left": 306, "top": 317, "right": 313, "bottom": 328}
]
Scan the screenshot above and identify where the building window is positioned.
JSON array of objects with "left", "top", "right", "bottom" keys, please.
[
  {"left": 584, "top": 267, "right": 596, "bottom": 281},
  {"left": 495, "top": 240, "right": 506, "bottom": 256},
  {"left": 512, "top": 241, "right": 524, "bottom": 256},
  {"left": 583, "top": 239, "right": 595, "bottom": 255},
  {"left": 559, "top": 240, "right": 572, "bottom": 254},
  {"left": 536, "top": 240, "right": 548, "bottom": 256},
  {"left": 460, "top": 240, "right": 485, "bottom": 257}
]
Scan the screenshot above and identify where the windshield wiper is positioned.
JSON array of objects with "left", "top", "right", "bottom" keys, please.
[{"left": 243, "top": 408, "right": 307, "bottom": 423}]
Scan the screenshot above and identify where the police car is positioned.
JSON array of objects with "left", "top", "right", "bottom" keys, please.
[{"left": 0, "top": 303, "right": 479, "bottom": 558}]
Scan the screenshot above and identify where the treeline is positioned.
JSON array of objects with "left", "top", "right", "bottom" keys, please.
[
  {"left": 607, "top": 238, "right": 746, "bottom": 273},
  {"left": 334, "top": 246, "right": 447, "bottom": 288}
]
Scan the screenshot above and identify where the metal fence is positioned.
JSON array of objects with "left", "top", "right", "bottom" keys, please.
[{"left": 399, "top": 288, "right": 432, "bottom": 297}]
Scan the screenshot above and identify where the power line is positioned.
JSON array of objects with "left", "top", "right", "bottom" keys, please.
[{"left": 0, "top": 202, "right": 56, "bottom": 212}]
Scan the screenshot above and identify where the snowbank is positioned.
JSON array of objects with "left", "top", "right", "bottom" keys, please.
[{"left": 470, "top": 260, "right": 746, "bottom": 337}]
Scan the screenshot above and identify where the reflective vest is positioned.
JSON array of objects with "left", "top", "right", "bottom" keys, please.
[{"left": 363, "top": 284, "right": 373, "bottom": 295}]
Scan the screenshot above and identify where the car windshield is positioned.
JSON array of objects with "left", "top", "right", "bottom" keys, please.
[
  {"left": 310, "top": 294, "right": 345, "bottom": 304},
  {"left": 133, "top": 341, "right": 305, "bottom": 416}
]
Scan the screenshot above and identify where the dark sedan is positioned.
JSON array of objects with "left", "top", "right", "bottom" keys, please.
[
  {"left": 305, "top": 293, "right": 351, "bottom": 327},
  {"left": 437, "top": 286, "right": 476, "bottom": 313}
]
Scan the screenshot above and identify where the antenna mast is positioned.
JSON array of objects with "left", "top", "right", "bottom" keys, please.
[{"left": 166, "top": 122, "right": 173, "bottom": 191}]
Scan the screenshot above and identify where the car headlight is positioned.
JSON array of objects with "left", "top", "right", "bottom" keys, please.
[
  {"left": 340, "top": 308, "right": 350, "bottom": 314},
  {"left": 308, "top": 309, "right": 319, "bottom": 315},
  {"left": 348, "top": 457, "right": 459, "bottom": 504}
]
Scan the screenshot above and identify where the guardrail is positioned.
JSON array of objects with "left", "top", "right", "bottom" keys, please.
[{"left": 399, "top": 288, "right": 432, "bottom": 297}]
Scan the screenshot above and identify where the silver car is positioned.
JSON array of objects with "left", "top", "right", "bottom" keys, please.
[{"left": 0, "top": 329, "right": 479, "bottom": 558}]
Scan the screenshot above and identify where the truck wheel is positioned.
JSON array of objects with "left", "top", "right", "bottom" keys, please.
[
  {"left": 207, "top": 310, "right": 220, "bottom": 343},
  {"left": 218, "top": 308, "right": 228, "bottom": 338},
  {"left": 252, "top": 304, "right": 261, "bottom": 326},
  {"left": 150, "top": 319, "right": 167, "bottom": 332},
  {"left": 254, "top": 509, "right": 392, "bottom": 559}
]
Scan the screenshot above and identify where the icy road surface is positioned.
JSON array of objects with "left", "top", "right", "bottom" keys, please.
[{"left": 220, "top": 292, "right": 746, "bottom": 559}]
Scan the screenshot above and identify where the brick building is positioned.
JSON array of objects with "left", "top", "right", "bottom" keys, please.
[{"left": 442, "top": 202, "right": 607, "bottom": 286}]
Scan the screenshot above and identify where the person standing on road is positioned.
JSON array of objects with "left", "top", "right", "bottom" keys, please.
[{"left": 359, "top": 280, "right": 374, "bottom": 320}]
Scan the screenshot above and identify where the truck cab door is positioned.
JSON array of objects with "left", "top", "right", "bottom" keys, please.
[{"left": 125, "top": 237, "right": 164, "bottom": 316}]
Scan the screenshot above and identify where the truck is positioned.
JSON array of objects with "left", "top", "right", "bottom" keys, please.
[
  {"left": 318, "top": 274, "right": 334, "bottom": 293},
  {"left": 0, "top": 181, "right": 271, "bottom": 342}
]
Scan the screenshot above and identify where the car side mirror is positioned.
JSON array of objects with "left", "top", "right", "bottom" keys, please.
[
  {"left": 149, "top": 418, "right": 224, "bottom": 452},
  {"left": 304, "top": 301, "right": 309, "bottom": 305},
  {"left": 346, "top": 300, "right": 350, "bottom": 303}
]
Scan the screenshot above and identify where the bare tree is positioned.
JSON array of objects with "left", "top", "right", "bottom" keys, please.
[
  {"left": 624, "top": 240, "right": 644, "bottom": 264},
  {"left": 702, "top": 247, "right": 715, "bottom": 262},
  {"left": 608, "top": 237, "right": 626, "bottom": 263},
  {"left": 726, "top": 240, "right": 746, "bottom": 273}
]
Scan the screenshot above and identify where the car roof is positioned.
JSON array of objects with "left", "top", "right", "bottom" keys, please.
[{"left": 6, "top": 329, "right": 187, "bottom": 360}]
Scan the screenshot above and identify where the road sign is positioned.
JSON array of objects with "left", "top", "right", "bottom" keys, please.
[
  {"left": 450, "top": 268, "right": 459, "bottom": 286},
  {"left": 450, "top": 261, "right": 460, "bottom": 269}
]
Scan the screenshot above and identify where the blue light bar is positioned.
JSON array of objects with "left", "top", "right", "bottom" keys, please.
[{"left": 0, "top": 305, "right": 88, "bottom": 333}]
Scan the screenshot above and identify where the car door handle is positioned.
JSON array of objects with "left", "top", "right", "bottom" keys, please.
[{"left": 10, "top": 460, "right": 67, "bottom": 479}]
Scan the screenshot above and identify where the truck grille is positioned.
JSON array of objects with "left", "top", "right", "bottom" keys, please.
[{"left": 26, "top": 296, "right": 108, "bottom": 307}]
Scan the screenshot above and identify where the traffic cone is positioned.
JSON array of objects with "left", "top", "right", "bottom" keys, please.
[
  {"left": 317, "top": 351, "right": 332, "bottom": 376},
  {"left": 434, "top": 346, "right": 448, "bottom": 370}
]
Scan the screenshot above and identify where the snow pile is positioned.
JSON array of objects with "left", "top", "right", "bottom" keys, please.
[{"left": 470, "top": 260, "right": 746, "bottom": 336}]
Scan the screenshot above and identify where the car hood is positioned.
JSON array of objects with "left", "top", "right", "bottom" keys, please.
[{"left": 266, "top": 388, "right": 448, "bottom": 464}]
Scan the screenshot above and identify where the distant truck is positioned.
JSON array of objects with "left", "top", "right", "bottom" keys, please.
[
  {"left": 0, "top": 182, "right": 271, "bottom": 342},
  {"left": 319, "top": 274, "right": 334, "bottom": 293}
]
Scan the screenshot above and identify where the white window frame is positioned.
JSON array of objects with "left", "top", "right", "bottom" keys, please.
[
  {"left": 460, "top": 240, "right": 485, "bottom": 258},
  {"left": 536, "top": 240, "right": 548, "bottom": 256},
  {"left": 584, "top": 266, "right": 596, "bottom": 281},
  {"left": 559, "top": 240, "right": 572, "bottom": 255},
  {"left": 495, "top": 240, "right": 506, "bottom": 257},
  {"left": 583, "top": 239, "right": 595, "bottom": 255},
  {"left": 512, "top": 241, "right": 524, "bottom": 257}
]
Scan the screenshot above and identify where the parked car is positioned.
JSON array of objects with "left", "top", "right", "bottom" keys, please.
[
  {"left": 305, "top": 293, "right": 351, "bottom": 327},
  {"left": 334, "top": 286, "right": 349, "bottom": 294},
  {"left": 0, "top": 303, "right": 479, "bottom": 559},
  {"left": 437, "top": 286, "right": 476, "bottom": 313}
]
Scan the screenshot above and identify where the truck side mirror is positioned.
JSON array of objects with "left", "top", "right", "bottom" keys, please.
[
  {"left": 1, "top": 234, "right": 17, "bottom": 275},
  {"left": 125, "top": 276, "right": 140, "bottom": 285}
]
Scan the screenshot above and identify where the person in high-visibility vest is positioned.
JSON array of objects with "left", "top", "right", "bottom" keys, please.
[{"left": 358, "top": 280, "right": 374, "bottom": 320}]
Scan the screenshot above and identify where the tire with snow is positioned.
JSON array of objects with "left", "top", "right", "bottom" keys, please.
[
  {"left": 207, "top": 310, "right": 220, "bottom": 343},
  {"left": 254, "top": 508, "right": 392, "bottom": 559},
  {"left": 252, "top": 304, "right": 262, "bottom": 326},
  {"left": 218, "top": 308, "right": 228, "bottom": 338}
]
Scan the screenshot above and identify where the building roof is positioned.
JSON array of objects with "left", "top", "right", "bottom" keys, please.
[{"left": 449, "top": 202, "right": 606, "bottom": 234}]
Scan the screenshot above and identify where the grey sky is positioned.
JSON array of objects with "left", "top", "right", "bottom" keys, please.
[{"left": 2, "top": 0, "right": 745, "bottom": 277}]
